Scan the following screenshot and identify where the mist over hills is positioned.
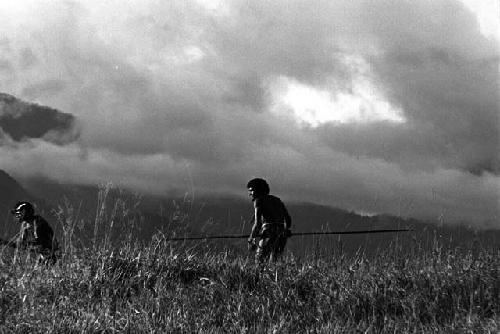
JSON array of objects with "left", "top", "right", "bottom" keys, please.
[{"left": 0, "top": 171, "right": 493, "bottom": 257}]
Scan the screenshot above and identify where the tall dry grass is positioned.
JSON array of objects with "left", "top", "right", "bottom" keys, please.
[{"left": 0, "top": 186, "right": 498, "bottom": 333}]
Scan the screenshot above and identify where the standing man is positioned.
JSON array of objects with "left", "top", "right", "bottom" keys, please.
[
  {"left": 8, "top": 201, "right": 59, "bottom": 264},
  {"left": 247, "top": 178, "right": 292, "bottom": 263}
]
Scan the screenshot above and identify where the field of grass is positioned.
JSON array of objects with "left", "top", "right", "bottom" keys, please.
[
  {"left": 0, "top": 236, "right": 498, "bottom": 333},
  {"left": 0, "top": 192, "right": 498, "bottom": 333}
]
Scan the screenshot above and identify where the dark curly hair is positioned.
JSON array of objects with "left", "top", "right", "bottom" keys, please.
[
  {"left": 11, "top": 201, "right": 35, "bottom": 217},
  {"left": 247, "top": 178, "right": 270, "bottom": 195}
]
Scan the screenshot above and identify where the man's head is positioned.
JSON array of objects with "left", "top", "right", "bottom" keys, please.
[
  {"left": 247, "top": 178, "right": 270, "bottom": 200},
  {"left": 11, "top": 202, "right": 35, "bottom": 222}
]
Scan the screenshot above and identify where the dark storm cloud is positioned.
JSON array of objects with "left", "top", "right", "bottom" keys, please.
[
  {"left": 305, "top": 1, "right": 500, "bottom": 176},
  {"left": 0, "top": 0, "right": 498, "bottom": 225},
  {"left": 199, "top": 0, "right": 499, "bottom": 175},
  {"left": 68, "top": 59, "right": 216, "bottom": 157},
  {"left": 373, "top": 51, "right": 500, "bottom": 175},
  {"left": 210, "top": 1, "right": 354, "bottom": 81},
  {"left": 0, "top": 93, "right": 79, "bottom": 145}
]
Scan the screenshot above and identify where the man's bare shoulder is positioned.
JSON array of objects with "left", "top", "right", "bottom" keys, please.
[{"left": 255, "top": 195, "right": 284, "bottom": 208}]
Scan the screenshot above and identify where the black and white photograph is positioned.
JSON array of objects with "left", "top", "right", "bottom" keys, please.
[{"left": 0, "top": 0, "right": 498, "bottom": 332}]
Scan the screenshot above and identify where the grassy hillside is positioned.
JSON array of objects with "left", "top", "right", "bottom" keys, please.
[
  {"left": 1, "top": 184, "right": 498, "bottom": 333},
  {"left": 0, "top": 204, "right": 498, "bottom": 333},
  {"left": 0, "top": 240, "right": 498, "bottom": 333}
]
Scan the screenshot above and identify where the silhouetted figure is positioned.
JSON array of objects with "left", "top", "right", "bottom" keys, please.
[
  {"left": 7, "top": 202, "right": 59, "bottom": 264},
  {"left": 247, "top": 178, "right": 292, "bottom": 263}
]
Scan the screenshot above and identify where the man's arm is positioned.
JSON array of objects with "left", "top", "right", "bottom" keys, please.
[
  {"left": 247, "top": 206, "right": 262, "bottom": 251},
  {"left": 250, "top": 206, "right": 263, "bottom": 239}
]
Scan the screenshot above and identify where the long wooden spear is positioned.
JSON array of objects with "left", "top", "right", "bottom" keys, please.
[{"left": 162, "top": 228, "right": 411, "bottom": 241}]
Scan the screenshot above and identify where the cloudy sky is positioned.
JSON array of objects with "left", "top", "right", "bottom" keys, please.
[{"left": 0, "top": 0, "right": 498, "bottom": 226}]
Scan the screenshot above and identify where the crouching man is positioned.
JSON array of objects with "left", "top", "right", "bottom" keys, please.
[
  {"left": 247, "top": 178, "right": 292, "bottom": 263},
  {"left": 8, "top": 202, "right": 59, "bottom": 265}
]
